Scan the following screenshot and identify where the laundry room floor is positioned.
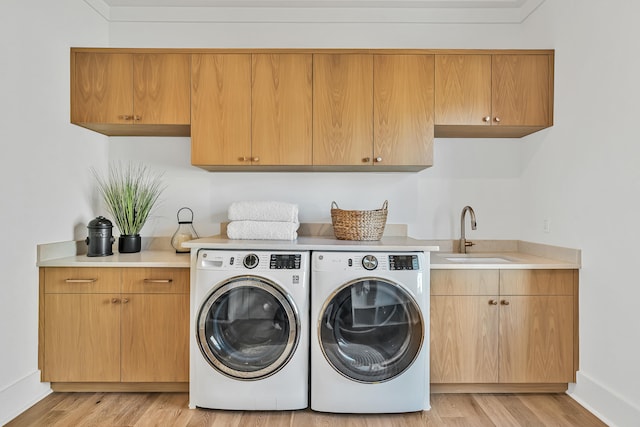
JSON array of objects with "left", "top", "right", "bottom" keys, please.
[{"left": 6, "top": 392, "right": 607, "bottom": 426}]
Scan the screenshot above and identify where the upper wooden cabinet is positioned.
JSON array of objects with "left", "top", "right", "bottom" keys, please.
[
  {"left": 252, "top": 54, "right": 313, "bottom": 166},
  {"left": 191, "top": 54, "right": 252, "bottom": 167},
  {"left": 313, "top": 54, "right": 374, "bottom": 167},
  {"left": 313, "top": 53, "right": 434, "bottom": 170},
  {"left": 70, "top": 48, "right": 554, "bottom": 170},
  {"left": 435, "top": 53, "right": 553, "bottom": 138},
  {"left": 71, "top": 50, "right": 191, "bottom": 136},
  {"left": 374, "top": 54, "right": 434, "bottom": 167},
  {"left": 191, "top": 53, "right": 313, "bottom": 170}
]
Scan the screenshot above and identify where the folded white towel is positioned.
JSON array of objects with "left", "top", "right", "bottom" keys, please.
[
  {"left": 228, "top": 201, "right": 299, "bottom": 223},
  {"left": 227, "top": 221, "right": 299, "bottom": 240}
]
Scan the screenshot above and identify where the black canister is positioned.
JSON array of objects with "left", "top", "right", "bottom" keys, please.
[{"left": 86, "top": 216, "right": 114, "bottom": 257}]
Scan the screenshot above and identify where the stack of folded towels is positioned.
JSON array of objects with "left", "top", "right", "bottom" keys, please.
[{"left": 227, "top": 201, "right": 300, "bottom": 240}]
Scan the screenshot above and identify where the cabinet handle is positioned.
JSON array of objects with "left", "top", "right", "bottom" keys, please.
[
  {"left": 122, "top": 298, "right": 129, "bottom": 304},
  {"left": 500, "top": 299, "right": 510, "bottom": 305},
  {"left": 238, "top": 156, "right": 251, "bottom": 162},
  {"left": 143, "top": 279, "right": 173, "bottom": 284},
  {"left": 494, "top": 117, "right": 501, "bottom": 123},
  {"left": 134, "top": 115, "right": 141, "bottom": 121},
  {"left": 118, "top": 115, "right": 133, "bottom": 121},
  {"left": 111, "top": 298, "right": 120, "bottom": 304},
  {"left": 362, "top": 157, "right": 371, "bottom": 163},
  {"left": 65, "top": 278, "right": 97, "bottom": 283},
  {"left": 488, "top": 299, "right": 498, "bottom": 305},
  {"left": 252, "top": 157, "right": 260, "bottom": 162},
  {"left": 483, "top": 116, "right": 491, "bottom": 123},
  {"left": 375, "top": 157, "right": 383, "bottom": 163}
]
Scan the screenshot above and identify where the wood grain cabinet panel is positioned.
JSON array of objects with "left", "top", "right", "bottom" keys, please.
[
  {"left": 435, "top": 53, "right": 553, "bottom": 138},
  {"left": 374, "top": 54, "right": 434, "bottom": 167},
  {"left": 252, "top": 54, "right": 313, "bottom": 166},
  {"left": 72, "top": 53, "right": 132, "bottom": 125},
  {"left": 313, "top": 54, "right": 374, "bottom": 166},
  {"left": 71, "top": 51, "right": 190, "bottom": 136},
  {"left": 435, "top": 54, "right": 492, "bottom": 126},
  {"left": 132, "top": 53, "right": 191, "bottom": 126},
  {"left": 431, "top": 295, "right": 499, "bottom": 383},
  {"left": 191, "top": 54, "right": 252, "bottom": 167},
  {"left": 40, "top": 267, "right": 189, "bottom": 389},
  {"left": 43, "top": 293, "right": 121, "bottom": 382},
  {"left": 430, "top": 268, "right": 577, "bottom": 387}
]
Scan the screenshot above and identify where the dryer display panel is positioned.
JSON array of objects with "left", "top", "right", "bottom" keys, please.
[
  {"left": 318, "top": 278, "right": 424, "bottom": 383},
  {"left": 197, "top": 276, "right": 299, "bottom": 380}
]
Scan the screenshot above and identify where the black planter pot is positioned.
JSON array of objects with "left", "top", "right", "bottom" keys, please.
[{"left": 118, "top": 234, "right": 141, "bottom": 253}]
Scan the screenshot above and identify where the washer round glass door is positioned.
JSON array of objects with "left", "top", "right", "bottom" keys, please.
[
  {"left": 197, "top": 275, "right": 299, "bottom": 380},
  {"left": 318, "top": 278, "right": 424, "bottom": 383}
]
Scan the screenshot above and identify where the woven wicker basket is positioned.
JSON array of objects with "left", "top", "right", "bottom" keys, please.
[{"left": 330, "top": 200, "right": 388, "bottom": 241}]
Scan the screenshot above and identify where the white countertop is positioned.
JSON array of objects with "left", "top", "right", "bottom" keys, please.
[
  {"left": 37, "top": 236, "right": 579, "bottom": 270},
  {"left": 430, "top": 251, "right": 580, "bottom": 270},
  {"left": 37, "top": 250, "right": 191, "bottom": 268},
  {"left": 184, "top": 235, "right": 439, "bottom": 252}
]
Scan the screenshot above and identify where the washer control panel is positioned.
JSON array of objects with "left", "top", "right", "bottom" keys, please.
[
  {"left": 270, "top": 254, "right": 302, "bottom": 269},
  {"left": 388, "top": 254, "right": 420, "bottom": 270},
  {"left": 199, "top": 250, "right": 308, "bottom": 272}
]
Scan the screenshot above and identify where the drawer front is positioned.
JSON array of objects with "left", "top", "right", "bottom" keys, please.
[
  {"left": 500, "top": 269, "right": 575, "bottom": 295},
  {"left": 431, "top": 270, "right": 499, "bottom": 295},
  {"left": 122, "top": 267, "right": 189, "bottom": 294},
  {"left": 44, "top": 267, "right": 121, "bottom": 294}
]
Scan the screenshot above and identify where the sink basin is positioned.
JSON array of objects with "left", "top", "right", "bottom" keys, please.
[{"left": 442, "top": 254, "right": 514, "bottom": 263}]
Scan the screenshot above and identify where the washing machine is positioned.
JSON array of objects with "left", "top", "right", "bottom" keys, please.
[
  {"left": 310, "top": 251, "right": 430, "bottom": 413},
  {"left": 190, "top": 249, "right": 309, "bottom": 410}
]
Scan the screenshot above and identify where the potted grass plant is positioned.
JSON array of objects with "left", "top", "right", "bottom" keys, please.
[{"left": 92, "top": 162, "right": 165, "bottom": 253}]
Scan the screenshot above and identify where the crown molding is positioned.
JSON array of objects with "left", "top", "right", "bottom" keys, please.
[{"left": 84, "top": 0, "right": 545, "bottom": 23}]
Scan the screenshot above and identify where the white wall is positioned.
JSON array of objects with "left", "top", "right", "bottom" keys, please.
[
  {"left": 0, "top": 1, "right": 109, "bottom": 424},
  {"left": 518, "top": 2, "right": 640, "bottom": 426}
]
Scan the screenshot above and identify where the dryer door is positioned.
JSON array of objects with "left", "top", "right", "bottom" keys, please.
[
  {"left": 318, "top": 278, "right": 424, "bottom": 383},
  {"left": 197, "top": 275, "right": 299, "bottom": 380}
]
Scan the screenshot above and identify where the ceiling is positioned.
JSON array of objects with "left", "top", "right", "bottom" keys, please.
[{"left": 85, "top": 0, "right": 546, "bottom": 23}]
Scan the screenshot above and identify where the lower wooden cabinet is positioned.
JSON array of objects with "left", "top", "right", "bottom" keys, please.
[
  {"left": 40, "top": 267, "right": 189, "bottom": 389},
  {"left": 430, "top": 269, "right": 577, "bottom": 390}
]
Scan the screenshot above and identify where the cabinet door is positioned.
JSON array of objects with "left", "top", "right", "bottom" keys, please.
[
  {"left": 121, "top": 294, "right": 189, "bottom": 382},
  {"left": 374, "top": 55, "right": 434, "bottom": 167},
  {"left": 133, "top": 53, "right": 190, "bottom": 125},
  {"left": 492, "top": 54, "right": 551, "bottom": 127},
  {"left": 313, "top": 54, "right": 373, "bottom": 166},
  {"left": 431, "top": 295, "right": 499, "bottom": 383},
  {"left": 434, "top": 54, "right": 491, "bottom": 126},
  {"left": 43, "top": 294, "right": 121, "bottom": 382},
  {"left": 252, "top": 54, "right": 313, "bottom": 166},
  {"left": 499, "top": 295, "right": 574, "bottom": 383},
  {"left": 191, "top": 54, "right": 251, "bottom": 166},
  {"left": 72, "top": 53, "right": 132, "bottom": 124}
]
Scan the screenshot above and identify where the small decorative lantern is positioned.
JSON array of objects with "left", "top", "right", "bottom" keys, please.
[{"left": 171, "top": 207, "right": 199, "bottom": 253}]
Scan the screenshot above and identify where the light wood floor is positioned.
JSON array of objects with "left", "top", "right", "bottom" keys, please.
[{"left": 6, "top": 392, "right": 607, "bottom": 427}]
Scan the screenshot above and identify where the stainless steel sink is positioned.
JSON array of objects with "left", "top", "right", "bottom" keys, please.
[{"left": 442, "top": 254, "right": 514, "bottom": 263}]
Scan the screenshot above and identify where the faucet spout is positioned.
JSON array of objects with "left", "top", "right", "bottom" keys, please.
[{"left": 460, "top": 206, "right": 477, "bottom": 253}]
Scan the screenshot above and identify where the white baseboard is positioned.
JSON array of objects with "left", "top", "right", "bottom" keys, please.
[
  {"left": 568, "top": 371, "right": 640, "bottom": 427},
  {"left": 0, "top": 371, "right": 51, "bottom": 425}
]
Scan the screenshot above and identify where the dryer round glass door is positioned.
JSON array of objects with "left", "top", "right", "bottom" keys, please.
[
  {"left": 197, "top": 276, "right": 299, "bottom": 380},
  {"left": 318, "top": 278, "right": 424, "bottom": 383}
]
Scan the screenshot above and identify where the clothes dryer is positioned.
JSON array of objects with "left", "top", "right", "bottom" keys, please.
[
  {"left": 310, "top": 251, "right": 430, "bottom": 413},
  {"left": 190, "top": 250, "right": 309, "bottom": 410}
]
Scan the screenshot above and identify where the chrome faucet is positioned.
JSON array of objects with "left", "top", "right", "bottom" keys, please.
[{"left": 460, "top": 206, "right": 477, "bottom": 253}]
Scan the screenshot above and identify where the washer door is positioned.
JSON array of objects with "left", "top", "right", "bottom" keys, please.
[
  {"left": 197, "top": 275, "right": 299, "bottom": 380},
  {"left": 318, "top": 278, "right": 424, "bottom": 383}
]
